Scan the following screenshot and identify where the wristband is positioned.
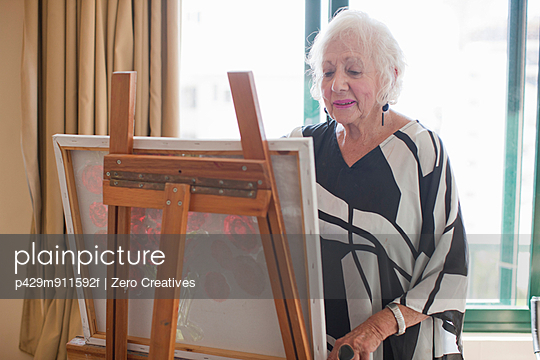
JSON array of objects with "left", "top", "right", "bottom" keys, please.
[{"left": 386, "top": 303, "right": 406, "bottom": 336}]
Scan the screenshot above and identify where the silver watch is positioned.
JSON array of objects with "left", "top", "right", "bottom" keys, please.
[{"left": 386, "top": 303, "right": 406, "bottom": 336}]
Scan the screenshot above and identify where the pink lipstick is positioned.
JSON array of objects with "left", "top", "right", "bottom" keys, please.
[{"left": 333, "top": 99, "right": 356, "bottom": 109}]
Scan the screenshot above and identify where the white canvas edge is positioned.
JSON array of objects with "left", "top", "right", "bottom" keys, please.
[
  {"left": 53, "top": 134, "right": 326, "bottom": 360},
  {"left": 293, "top": 138, "right": 325, "bottom": 360},
  {"left": 53, "top": 137, "right": 93, "bottom": 340}
]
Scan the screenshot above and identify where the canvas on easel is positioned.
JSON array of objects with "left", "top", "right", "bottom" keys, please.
[{"left": 54, "top": 72, "right": 325, "bottom": 360}]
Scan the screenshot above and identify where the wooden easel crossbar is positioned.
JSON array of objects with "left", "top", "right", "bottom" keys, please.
[{"left": 103, "top": 71, "right": 312, "bottom": 360}]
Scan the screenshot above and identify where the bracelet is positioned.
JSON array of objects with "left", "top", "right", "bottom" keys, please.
[{"left": 386, "top": 303, "right": 406, "bottom": 336}]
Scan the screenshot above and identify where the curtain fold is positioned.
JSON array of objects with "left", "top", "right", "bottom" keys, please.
[
  {"left": 162, "top": 0, "right": 180, "bottom": 136},
  {"left": 19, "top": 1, "right": 180, "bottom": 358}
]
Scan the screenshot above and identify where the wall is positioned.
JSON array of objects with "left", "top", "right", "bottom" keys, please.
[
  {"left": 0, "top": 0, "right": 34, "bottom": 358},
  {"left": 463, "top": 333, "right": 536, "bottom": 360}
]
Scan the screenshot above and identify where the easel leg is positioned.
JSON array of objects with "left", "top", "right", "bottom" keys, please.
[
  {"left": 228, "top": 71, "right": 311, "bottom": 360},
  {"left": 258, "top": 199, "right": 311, "bottom": 360},
  {"left": 149, "top": 184, "right": 191, "bottom": 360},
  {"left": 107, "top": 205, "right": 131, "bottom": 360},
  {"left": 106, "top": 71, "right": 137, "bottom": 360}
]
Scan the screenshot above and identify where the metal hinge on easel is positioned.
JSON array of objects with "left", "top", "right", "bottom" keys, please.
[{"left": 107, "top": 171, "right": 259, "bottom": 198}]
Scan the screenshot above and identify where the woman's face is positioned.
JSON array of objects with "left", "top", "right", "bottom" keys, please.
[{"left": 321, "top": 37, "right": 381, "bottom": 128}]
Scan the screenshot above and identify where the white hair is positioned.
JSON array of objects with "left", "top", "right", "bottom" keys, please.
[{"left": 307, "top": 9, "right": 406, "bottom": 106}]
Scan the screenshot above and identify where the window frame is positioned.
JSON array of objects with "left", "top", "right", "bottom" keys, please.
[{"left": 303, "top": 0, "right": 540, "bottom": 333}]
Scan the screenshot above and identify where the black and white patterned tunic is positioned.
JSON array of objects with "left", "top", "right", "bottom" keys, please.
[{"left": 294, "top": 119, "right": 468, "bottom": 360}]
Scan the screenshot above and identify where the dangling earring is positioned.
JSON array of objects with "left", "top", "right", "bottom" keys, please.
[
  {"left": 382, "top": 103, "right": 389, "bottom": 126},
  {"left": 324, "top": 107, "right": 331, "bottom": 123}
]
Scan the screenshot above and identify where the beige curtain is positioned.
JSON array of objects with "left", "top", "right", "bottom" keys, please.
[{"left": 20, "top": 0, "right": 180, "bottom": 358}]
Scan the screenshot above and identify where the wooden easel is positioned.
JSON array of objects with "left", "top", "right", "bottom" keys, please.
[{"left": 102, "top": 71, "right": 312, "bottom": 360}]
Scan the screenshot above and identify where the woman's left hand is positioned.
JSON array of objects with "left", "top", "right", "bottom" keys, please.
[
  {"left": 327, "top": 305, "right": 428, "bottom": 360},
  {"left": 327, "top": 314, "right": 387, "bottom": 360}
]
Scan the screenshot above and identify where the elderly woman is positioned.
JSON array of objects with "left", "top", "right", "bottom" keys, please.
[{"left": 290, "top": 9, "right": 468, "bottom": 360}]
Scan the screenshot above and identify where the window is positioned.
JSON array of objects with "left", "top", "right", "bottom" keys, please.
[
  {"left": 342, "top": 0, "right": 540, "bottom": 331},
  {"left": 179, "top": 0, "right": 540, "bottom": 332},
  {"left": 179, "top": 0, "right": 306, "bottom": 139}
]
